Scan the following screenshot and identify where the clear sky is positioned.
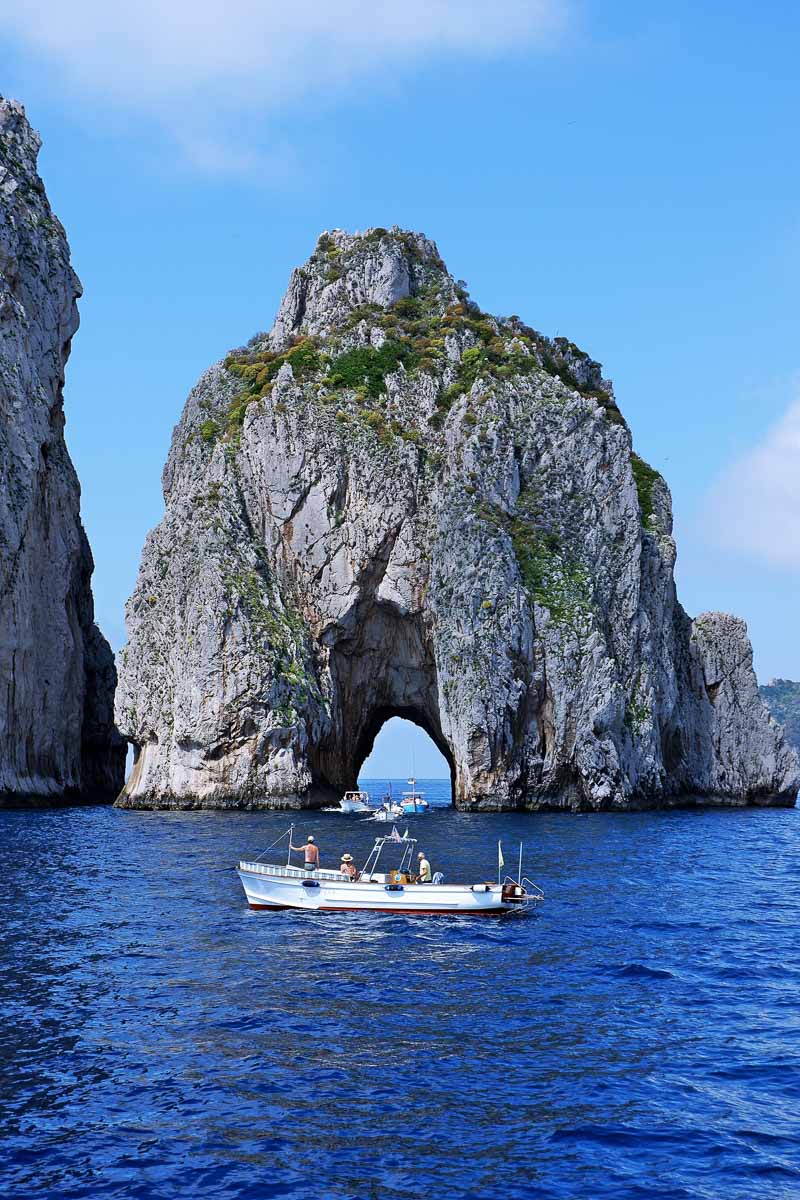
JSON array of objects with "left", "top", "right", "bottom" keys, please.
[
  {"left": 2, "top": 2, "right": 799, "bottom": 776},
  {"left": 360, "top": 718, "right": 450, "bottom": 780}
]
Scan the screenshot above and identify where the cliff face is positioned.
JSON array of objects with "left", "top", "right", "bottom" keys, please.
[
  {"left": 0, "top": 99, "right": 124, "bottom": 804},
  {"left": 116, "top": 228, "right": 799, "bottom": 810},
  {"left": 760, "top": 680, "right": 800, "bottom": 753}
]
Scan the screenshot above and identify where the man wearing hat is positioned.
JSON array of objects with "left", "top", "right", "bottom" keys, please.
[
  {"left": 340, "top": 853, "right": 357, "bottom": 880},
  {"left": 290, "top": 833, "right": 320, "bottom": 872}
]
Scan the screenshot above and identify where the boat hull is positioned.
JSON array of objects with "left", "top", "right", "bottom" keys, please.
[{"left": 237, "top": 862, "right": 512, "bottom": 914}]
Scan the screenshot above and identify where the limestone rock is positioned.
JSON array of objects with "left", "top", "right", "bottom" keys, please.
[
  {"left": 0, "top": 98, "right": 124, "bottom": 804},
  {"left": 116, "top": 228, "right": 799, "bottom": 810}
]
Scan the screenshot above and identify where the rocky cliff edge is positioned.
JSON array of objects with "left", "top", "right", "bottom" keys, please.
[{"left": 0, "top": 98, "right": 124, "bottom": 803}]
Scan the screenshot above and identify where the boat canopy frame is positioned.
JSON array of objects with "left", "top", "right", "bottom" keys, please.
[{"left": 360, "top": 831, "right": 417, "bottom": 881}]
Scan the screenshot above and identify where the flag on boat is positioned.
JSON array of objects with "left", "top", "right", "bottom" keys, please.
[
  {"left": 390, "top": 825, "right": 402, "bottom": 842},
  {"left": 498, "top": 841, "right": 505, "bottom": 870}
]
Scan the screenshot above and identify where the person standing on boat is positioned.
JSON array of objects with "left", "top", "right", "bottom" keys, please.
[
  {"left": 417, "top": 851, "right": 432, "bottom": 883},
  {"left": 290, "top": 834, "right": 320, "bottom": 872}
]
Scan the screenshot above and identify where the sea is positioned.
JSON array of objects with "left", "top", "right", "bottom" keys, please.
[{"left": 2, "top": 779, "right": 799, "bottom": 1200}]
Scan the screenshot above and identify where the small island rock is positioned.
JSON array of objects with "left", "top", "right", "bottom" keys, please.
[{"left": 116, "top": 229, "right": 799, "bottom": 810}]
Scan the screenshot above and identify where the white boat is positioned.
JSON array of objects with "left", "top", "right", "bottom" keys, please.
[
  {"left": 400, "top": 777, "right": 430, "bottom": 815},
  {"left": 360, "top": 783, "right": 404, "bottom": 822},
  {"left": 365, "top": 801, "right": 404, "bottom": 822},
  {"left": 236, "top": 827, "right": 544, "bottom": 915},
  {"left": 325, "top": 790, "right": 373, "bottom": 814}
]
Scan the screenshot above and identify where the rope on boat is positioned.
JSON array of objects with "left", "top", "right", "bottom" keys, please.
[{"left": 254, "top": 824, "right": 295, "bottom": 863}]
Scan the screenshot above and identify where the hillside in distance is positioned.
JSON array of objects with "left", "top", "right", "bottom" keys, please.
[{"left": 760, "top": 680, "right": 800, "bottom": 753}]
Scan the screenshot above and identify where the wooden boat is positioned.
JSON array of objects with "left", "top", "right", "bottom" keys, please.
[{"left": 236, "top": 828, "right": 543, "bottom": 915}]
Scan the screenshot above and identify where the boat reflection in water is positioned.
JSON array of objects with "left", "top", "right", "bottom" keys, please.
[{"left": 237, "top": 827, "right": 544, "bottom": 915}]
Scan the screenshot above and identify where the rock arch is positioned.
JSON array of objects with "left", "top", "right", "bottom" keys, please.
[
  {"left": 115, "top": 228, "right": 799, "bottom": 811},
  {"left": 352, "top": 707, "right": 455, "bottom": 800}
]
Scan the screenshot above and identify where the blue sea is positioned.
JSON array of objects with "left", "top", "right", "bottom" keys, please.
[{"left": 2, "top": 782, "right": 799, "bottom": 1199}]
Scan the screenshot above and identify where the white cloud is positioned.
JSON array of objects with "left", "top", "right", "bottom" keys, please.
[
  {"left": 0, "top": 1, "right": 567, "bottom": 171},
  {"left": 704, "top": 393, "right": 800, "bottom": 568}
]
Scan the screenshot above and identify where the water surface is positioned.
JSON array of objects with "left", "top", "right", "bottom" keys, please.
[{"left": 2, "top": 788, "right": 799, "bottom": 1199}]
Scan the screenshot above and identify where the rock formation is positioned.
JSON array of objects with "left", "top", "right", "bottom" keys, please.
[
  {"left": 0, "top": 98, "right": 124, "bottom": 804},
  {"left": 760, "top": 679, "right": 800, "bottom": 753},
  {"left": 116, "top": 228, "right": 799, "bottom": 810}
]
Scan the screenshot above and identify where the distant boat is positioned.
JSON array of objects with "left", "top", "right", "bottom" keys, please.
[
  {"left": 400, "top": 776, "right": 430, "bottom": 815},
  {"left": 362, "top": 782, "right": 403, "bottom": 822},
  {"left": 368, "top": 805, "right": 403, "bottom": 823},
  {"left": 237, "top": 827, "right": 544, "bottom": 915},
  {"left": 332, "top": 790, "right": 373, "bottom": 814}
]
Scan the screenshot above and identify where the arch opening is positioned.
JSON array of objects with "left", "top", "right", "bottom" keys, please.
[{"left": 356, "top": 710, "right": 455, "bottom": 807}]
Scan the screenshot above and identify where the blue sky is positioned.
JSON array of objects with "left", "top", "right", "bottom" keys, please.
[{"left": 2, "top": 1, "right": 799, "bottom": 777}]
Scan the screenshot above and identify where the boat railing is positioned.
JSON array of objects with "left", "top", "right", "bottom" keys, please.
[
  {"left": 501, "top": 874, "right": 545, "bottom": 901},
  {"left": 238, "top": 861, "right": 348, "bottom": 881}
]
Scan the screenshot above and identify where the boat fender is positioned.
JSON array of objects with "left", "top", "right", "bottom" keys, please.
[
  {"left": 301, "top": 879, "right": 321, "bottom": 889},
  {"left": 384, "top": 883, "right": 404, "bottom": 892},
  {"left": 470, "top": 883, "right": 491, "bottom": 892}
]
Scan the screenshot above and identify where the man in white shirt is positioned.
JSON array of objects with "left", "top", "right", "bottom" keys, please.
[{"left": 417, "top": 851, "right": 432, "bottom": 883}]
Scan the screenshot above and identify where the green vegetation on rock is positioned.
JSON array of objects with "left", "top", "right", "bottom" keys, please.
[
  {"left": 624, "top": 696, "right": 650, "bottom": 735},
  {"left": 217, "top": 241, "right": 626, "bottom": 451},
  {"left": 479, "top": 488, "right": 593, "bottom": 630},
  {"left": 325, "top": 340, "right": 417, "bottom": 398},
  {"left": 228, "top": 566, "right": 322, "bottom": 714},
  {"left": 226, "top": 336, "right": 320, "bottom": 394},
  {"left": 630, "top": 453, "right": 662, "bottom": 527}
]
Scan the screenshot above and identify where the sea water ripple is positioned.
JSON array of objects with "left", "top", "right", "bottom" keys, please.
[{"left": 1, "top": 785, "right": 799, "bottom": 1199}]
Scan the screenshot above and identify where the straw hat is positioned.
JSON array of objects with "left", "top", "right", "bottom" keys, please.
[{"left": 340, "top": 853, "right": 353, "bottom": 862}]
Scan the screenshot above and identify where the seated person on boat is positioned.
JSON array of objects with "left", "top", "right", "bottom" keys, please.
[{"left": 340, "top": 853, "right": 358, "bottom": 880}]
